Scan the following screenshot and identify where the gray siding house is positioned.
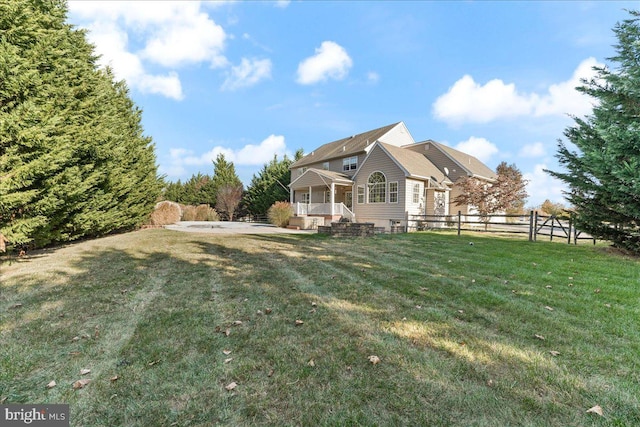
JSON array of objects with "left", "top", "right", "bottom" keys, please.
[{"left": 289, "top": 122, "right": 496, "bottom": 230}]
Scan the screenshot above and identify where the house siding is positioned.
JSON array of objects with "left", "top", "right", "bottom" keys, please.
[
  {"left": 353, "top": 145, "right": 408, "bottom": 229},
  {"left": 378, "top": 122, "right": 415, "bottom": 147},
  {"left": 405, "top": 179, "right": 425, "bottom": 217},
  {"left": 294, "top": 152, "right": 368, "bottom": 179}
]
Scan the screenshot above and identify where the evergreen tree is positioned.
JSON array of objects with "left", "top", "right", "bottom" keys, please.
[
  {"left": 547, "top": 10, "right": 640, "bottom": 252},
  {"left": 243, "top": 149, "right": 303, "bottom": 216},
  {"left": 0, "top": 0, "right": 161, "bottom": 248},
  {"left": 211, "top": 153, "right": 241, "bottom": 207}
]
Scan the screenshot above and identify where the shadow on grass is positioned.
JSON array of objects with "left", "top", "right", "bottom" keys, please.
[{"left": 1, "top": 229, "right": 639, "bottom": 426}]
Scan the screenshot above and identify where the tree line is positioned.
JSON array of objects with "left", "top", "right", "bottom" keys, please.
[{"left": 161, "top": 150, "right": 303, "bottom": 221}]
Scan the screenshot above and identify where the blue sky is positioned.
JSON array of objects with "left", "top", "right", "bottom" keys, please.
[{"left": 67, "top": 1, "right": 636, "bottom": 207}]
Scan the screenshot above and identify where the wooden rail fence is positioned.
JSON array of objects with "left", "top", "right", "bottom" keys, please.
[{"left": 408, "top": 211, "right": 596, "bottom": 244}]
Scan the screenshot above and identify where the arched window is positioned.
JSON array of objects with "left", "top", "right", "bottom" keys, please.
[{"left": 368, "top": 172, "right": 386, "bottom": 203}]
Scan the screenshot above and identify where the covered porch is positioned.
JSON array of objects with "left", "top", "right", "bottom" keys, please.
[{"left": 289, "top": 168, "right": 355, "bottom": 223}]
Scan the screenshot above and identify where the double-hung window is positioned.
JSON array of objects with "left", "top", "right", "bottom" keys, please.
[{"left": 342, "top": 156, "right": 358, "bottom": 172}]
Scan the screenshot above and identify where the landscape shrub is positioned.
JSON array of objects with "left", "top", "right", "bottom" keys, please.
[
  {"left": 149, "top": 201, "right": 182, "bottom": 226},
  {"left": 268, "top": 201, "right": 292, "bottom": 228},
  {"left": 181, "top": 204, "right": 219, "bottom": 221}
]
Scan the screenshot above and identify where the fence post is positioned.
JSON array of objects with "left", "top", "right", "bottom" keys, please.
[
  {"left": 528, "top": 211, "right": 534, "bottom": 241},
  {"left": 534, "top": 211, "right": 539, "bottom": 241},
  {"left": 567, "top": 216, "right": 572, "bottom": 244},
  {"left": 550, "top": 216, "right": 555, "bottom": 242},
  {"left": 457, "top": 211, "right": 461, "bottom": 236}
]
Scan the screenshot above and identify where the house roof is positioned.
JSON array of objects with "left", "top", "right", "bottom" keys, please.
[
  {"left": 290, "top": 122, "right": 401, "bottom": 169},
  {"left": 289, "top": 168, "right": 353, "bottom": 189},
  {"left": 417, "top": 140, "right": 497, "bottom": 181},
  {"left": 376, "top": 142, "right": 447, "bottom": 186}
]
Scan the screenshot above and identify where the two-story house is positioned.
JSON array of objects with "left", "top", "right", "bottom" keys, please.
[{"left": 288, "top": 122, "right": 496, "bottom": 230}]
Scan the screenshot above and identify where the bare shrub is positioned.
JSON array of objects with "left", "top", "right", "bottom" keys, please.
[
  {"left": 150, "top": 201, "right": 182, "bottom": 226},
  {"left": 268, "top": 201, "right": 292, "bottom": 228}
]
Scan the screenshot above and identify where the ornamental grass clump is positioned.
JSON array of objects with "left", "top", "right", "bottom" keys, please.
[
  {"left": 149, "top": 201, "right": 182, "bottom": 226},
  {"left": 268, "top": 201, "right": 292, "bottom": 228}
]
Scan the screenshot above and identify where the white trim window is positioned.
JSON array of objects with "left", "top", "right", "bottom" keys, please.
[
  {"left": 357, "top": 185, "right": 365, "bottom": 204},
  {"left": 389, "top": 182, "right": 398, "bottom": 203},
  {"left": 322, "top": 162, "right": 330, "bottom": 170},
  {"left": 342, "top": 156, "right": 358, "bottom": 172},
  {"left": 367, "top": 172, "right": 386, "bottom": 203},
  {"left": 412, "top": 183, "right": 421, "bottom": 204},
  {"left": 300, "top": 192, "right": 310, "bottom": 204},
  {"left": 324, "top": 190, "right": 332, "bottom": 203}
]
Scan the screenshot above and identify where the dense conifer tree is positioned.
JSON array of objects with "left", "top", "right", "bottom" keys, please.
[
  {"left": 547, "top": 11, "right": 640, "bottom": 252},
  {"left": 0, "top": 0, "right": 161, "bottom": 247}
]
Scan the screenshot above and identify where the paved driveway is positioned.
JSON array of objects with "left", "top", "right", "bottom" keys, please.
[{"left": 164, "top": 221, "right": 315, "bottom": 235}]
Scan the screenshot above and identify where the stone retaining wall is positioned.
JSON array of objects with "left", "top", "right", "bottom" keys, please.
[{"left": 317, "top": 222, "right": 381, "bottom": 237}]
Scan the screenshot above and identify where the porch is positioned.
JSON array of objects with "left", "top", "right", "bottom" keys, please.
[{"left": 289, "top": 168, "right": 355, "bottom": 225}]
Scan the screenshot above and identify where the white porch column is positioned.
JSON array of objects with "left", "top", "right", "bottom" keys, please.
[
  {"left": 308, "top": 186, "right": 312, "bottom": 204},
  {"left": 330, "top": 183, "right": 335, "bottom": 216},
  {"left": 290, "top": 187, "right": 294, "bottom": 204}
]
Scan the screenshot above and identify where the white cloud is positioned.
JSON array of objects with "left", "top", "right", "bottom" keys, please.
[
  {"left": 163, "top": 135, "right": 289, "bottom": 179},
  {"left": 68, "top": 1, "right": 229, "bottom": 99},
  {"left": 296, "top": 41, "right": 353, "bottom": 85},
  {"left": 367, "top": 71, "right": 380, "bottom": 84},
  {"left": 524, "top": 164, "right": 568, "bottom": 207},
  {"left": 222, "top": 58, "right": 272, "bottom": 91},
  {"left": 518, "top": 142, "right": 546, "bottom": 158},
  {"left": 274, "top": 0, "right": 291, "bottom": 8},
  {"left": 432, "top": 58, "right": 602, "bottom": 125},
  {"left": 454, "top": 137, "right": 499, "bottom": 163}
]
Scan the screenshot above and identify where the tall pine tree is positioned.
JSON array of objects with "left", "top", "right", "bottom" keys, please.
[
  {"left": 243, "top": 149, "right": 303, "bottom": 216},
  {"left": 547, "top": 10, "right": 640, "bottom": 253},
  {"left": 0, "top": 0, "right": 161, "bottom": 248}
]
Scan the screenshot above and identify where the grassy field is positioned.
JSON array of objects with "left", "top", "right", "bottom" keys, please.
[{"left": 1, "top": 229, "right": 639, "bottom": 426}]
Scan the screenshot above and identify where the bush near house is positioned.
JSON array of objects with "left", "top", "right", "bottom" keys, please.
[
  {"left": 181, "top": 204, "right": 220, "bottom": 222},
  {"left": 149, "top": 201, "right": 182, "bottom": 226},
  {"left": 268, "top": 201, "right": 292, "bottom": 227}
]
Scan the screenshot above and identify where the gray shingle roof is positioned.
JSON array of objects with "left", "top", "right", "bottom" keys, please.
[
  {"left": 290, "top": 122, "right": 401, "bottom": 169},
  {"left": 422, "top": 140, "right": 497, "bottom": 180},
  {"left": 377, "top": 142, "right": 447, "bottom": 185}
]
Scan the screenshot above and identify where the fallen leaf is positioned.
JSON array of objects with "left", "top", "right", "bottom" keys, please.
[
  {"left": 10, "top": 303, "right": 23, "bottom": 309},
  {"left": 368, "top": 355, "right": 381, "bottom": 365},
  {"left": 309, "top": 308, "right": 316, "bottom": 314},
  {"left": 72, "top": 379, "right": 91, "bottom": 390},
  {"left": 594, "top": 289, "right": 601, "bottom": 294},
  {"left": 71, "top": 336, "right": 80, "bottom": 342},
  {"left": 268, "top": 369, "right": 274, "bottom": 377},
  {"left": 223, "top": 329, "right": 231, "bottom": 336},
  {"left": 147, "top": 360, "right": 160, "bottom": 366},
  {"left": 415, "top": 305, "right": 422, "bottom": 309},
  {"left": 222, "top": 350, "right": 232, "bottom": 355},
  {"left": 471, "top": 279, "right": 476, "bottom": 283},
  {"left": 46, "top": 380, "right": 56, "bottom": 389},
  {"left": 545, "top": 306, "right": 554, "bottom": 311},
  {"left": 604, "top": 303, "right": 611, "bottom": 308},
  {"left": 458, "top": 310, "right": 464, "bottom": 314},
  {"left": 308, "top": 359, "right": 315, "bottom": 367},
  {"left": 420, "top": 287, "right": 429, "bottom": 291},
  {"left": 549, "top": 351, "right": 561, "bottom": 356},
  {"left": 233, "top": 320, "right": 243, "bottom": 325},
  {"left": 265, "top": 308, "right": 272, "bottom": 314},
  {"left": 225, "top": 382, "right": 237, "bottom": 391},
  {"left": 534, "top": 334, "right": 545, "bottom": 341},
  {"left": 80, "top": 368, "right": 91, "bottom": 375},
  {"left": 295, "top": 320, "right": 304, "bottom": 326},
  {"left": 256, "top": 310, "right": 264, "bottom": 315},
  {"left": 568, "top": 276, "right": 574, "bottom": 280},
  {"left": 110, "top": 375, "right": 119, "bottom": 382},
  {"left": 487, "top": 379, "right": 494, "bottom": 387},
  {"left": 545, "top": 285, "right": 552, "bottom": 289},
  {"left": 586, "top": 405, "right": 603, "bottom": 416},
  {"left": 224, "top": 358, "right": 233, "bottom": 364},
  {"left": 401, "top": 317, "right": 407, "bottom": 321},
  {"left": 311, "top": 302, "right": 317, "bottom": 307},
  {"left": 0, "top": 397, "right": 7, "bottom": 404},
  {"left": 568, "top": 283, "right": 574, "bottom": 287},
  {"left": 68, "top": 351, "right": 81, "bottom": 356}
]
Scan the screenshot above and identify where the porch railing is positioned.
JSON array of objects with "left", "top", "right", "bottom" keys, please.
[{"left": 294, "top": 203, "right": 355, "bottom": 221}]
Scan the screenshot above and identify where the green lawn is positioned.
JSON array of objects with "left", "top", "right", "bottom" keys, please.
[{"left": 1, "top": 229, "right": 639, "bottom": 426}]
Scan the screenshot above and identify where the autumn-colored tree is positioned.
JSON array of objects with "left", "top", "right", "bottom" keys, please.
[
  {"left": 540, "top": 199, "right": 566, "bottom": 217},
  {"left": 454, "top": 162, "right": 528, "bottom": 227}
]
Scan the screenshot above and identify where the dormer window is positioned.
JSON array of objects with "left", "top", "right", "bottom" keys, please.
[{"left": 342, "top": 156, "right": 357, "bottom": 171}]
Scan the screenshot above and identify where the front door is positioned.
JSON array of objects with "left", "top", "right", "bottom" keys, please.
[{"left": 345, "top": 191, "right": 352, "bottom": 209}]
